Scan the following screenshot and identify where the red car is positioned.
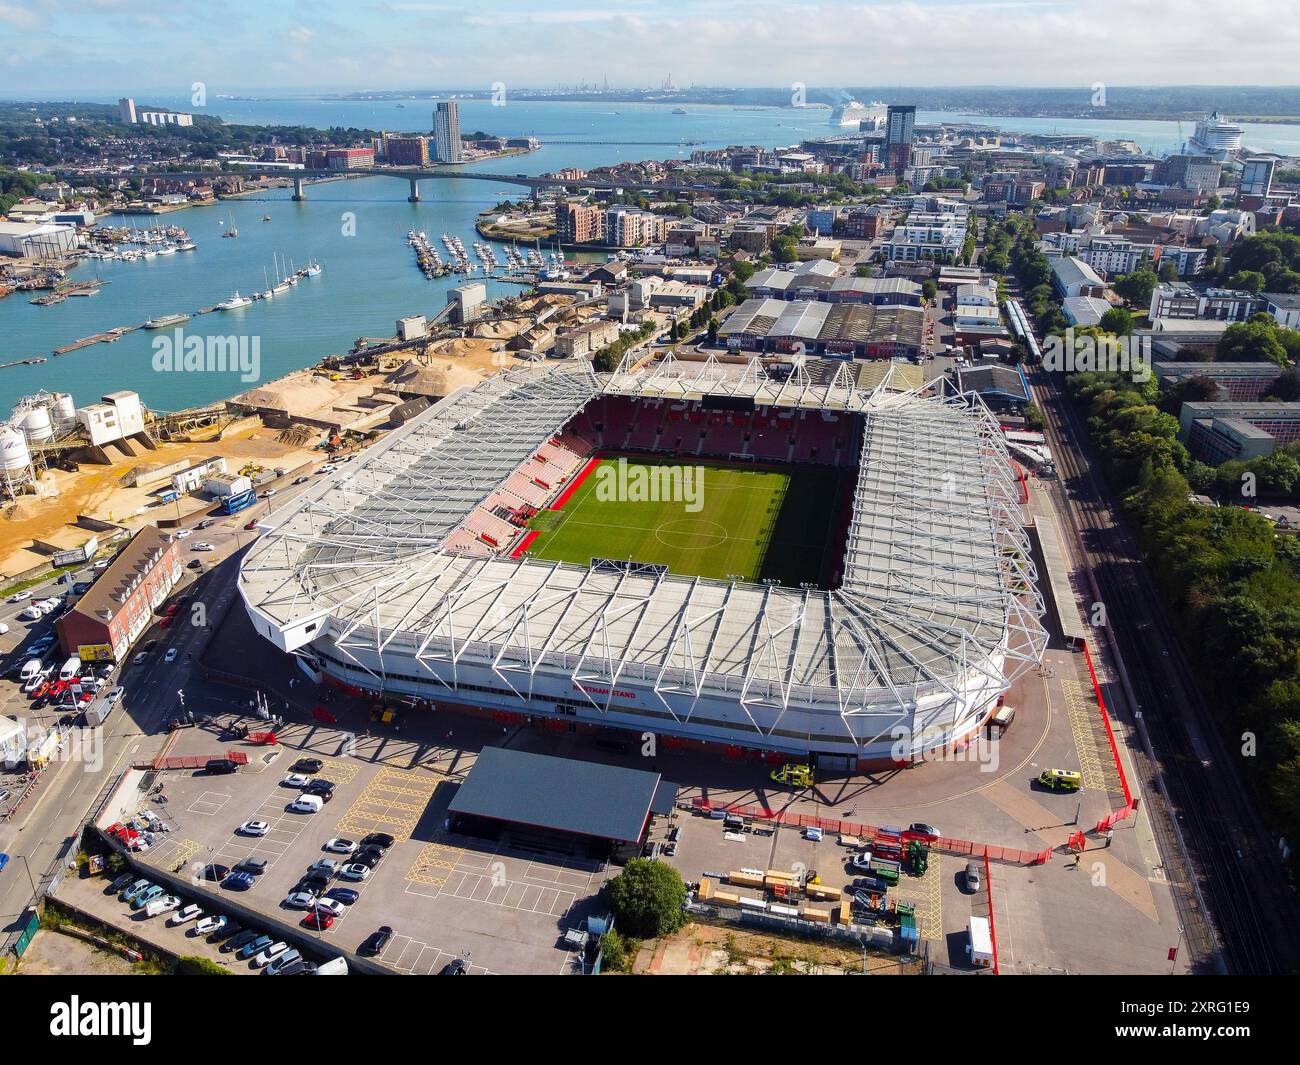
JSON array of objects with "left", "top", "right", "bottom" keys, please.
[
  {"left": 164, "top": 603, "right": 181, "bottom": 617},
  {"left": 47, "top": 679, "right": 68, "bottom": 698},
  {"left": 30, "top": 680, "right": 51, "bottom": 700},
  {"left": 160, "top": 616, "right": 173, "bottom": 629},
  {"left": 302, "top": 912, "right": 334, "bottom": 931},
  {"left": 245, "top": 519, "right": 259, "bottom": 530}
]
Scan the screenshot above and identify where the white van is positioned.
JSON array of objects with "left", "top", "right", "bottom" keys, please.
[
  {"left": 20, "top": 658, "right": 44, "bottom": 682},
  {"left": 289, "top": 795, "right": 323, "bottom": 814},
  {"left": 59, "top": 656, "right": 82, "bottom": 682},
  {"left": 315, "top": 956, "right": 349, "bottom": 975},
  {"left": 967, "top": 915, "right": 994, "bottom": 969}
]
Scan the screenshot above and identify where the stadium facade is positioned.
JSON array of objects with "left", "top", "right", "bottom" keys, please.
[{"left": 240, "top": 355, "right": 1047, "bottom": 769}]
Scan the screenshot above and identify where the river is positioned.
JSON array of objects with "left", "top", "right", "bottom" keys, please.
[{"left": 2, "top": 96, "right": 1296, "bottom": 413}]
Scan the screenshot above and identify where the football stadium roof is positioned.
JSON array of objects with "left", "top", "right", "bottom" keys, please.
[{"left": 240, "top": 355, "right": 1045, "bottom": 740}]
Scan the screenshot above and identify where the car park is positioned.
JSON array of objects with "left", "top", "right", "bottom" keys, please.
[
  {"left": 338, "top": 863, "right": 371, "bottom": 882},
  {"left": 359, "top": 925, "right": 392, "bottom": 955},
  {"left": 224, "top": 872, "right": 256, "bottom": 891},
  {"left": 168, "top": 904, "right": 204, "bottom": 926},
  {"left": 238, "top": 819, "right": 270, "bottom": 836},
  {"left": 239, "top": 934, "right": 274, "bottom": 960},
  {"left": 324, "top": 838, "right": 356, "bottom": 855},
  {"left": 253, "top": 942, "right": 289, "bottom": 968}
]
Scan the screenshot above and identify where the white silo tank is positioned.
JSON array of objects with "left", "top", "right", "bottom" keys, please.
[
  {"left": 52, "top": 392, "right": 76, "bottom": 430},
  {"left": 0, "top": 425, "right": 32, "bottom": 472},
  {"left": 20, "top": 405, "right": 53, "bottom": 444}
]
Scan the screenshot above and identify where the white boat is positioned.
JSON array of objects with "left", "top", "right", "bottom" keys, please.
[
  {"left": 217, "top": 292, "right": 251, "bottom": 310},
  {"left": 144, "top": 313, "right": 191, "bottom": 329},
  {"left": 306, "top": 260, "right": 322, "bottom": 276}
]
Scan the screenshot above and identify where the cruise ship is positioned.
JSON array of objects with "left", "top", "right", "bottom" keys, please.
[
  {"left": 1189, "top": 111, "right": 1244, "bottom": 158},
  {"left": 829, "top": 98, "right": 887, "bottom": 129}
]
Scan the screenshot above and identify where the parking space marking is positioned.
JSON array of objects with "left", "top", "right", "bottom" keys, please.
[
  {"left": 438, "top": 868, "right": 576, "bottom": 917},
  {"left": 380, "top": 933, "right": 491, "bottom": 976},
  {"left": 166, "top": 837, "right": 204, "bottom": 868},
  {"left": 405, "top": 840, "right": 463, "bottom": 887},
  {"left": 1062, "top": 680, "right": 1123, "bottom": 793},
  {"left": 333, "top": 766, "right": 441, "bottom": 840},
  {"left": 187, "top": 791, "right": 231, "bottom": 817},
  {"left": 307, "top": 757, "right": 362, "bottom": 786},
  {"left": 893, "top": 854, "right": 942, "bottom": 941}
]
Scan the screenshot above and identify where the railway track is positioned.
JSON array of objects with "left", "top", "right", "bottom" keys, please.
[{"left": 1029, "top": 362, "right": 1297, "bottom": 975}]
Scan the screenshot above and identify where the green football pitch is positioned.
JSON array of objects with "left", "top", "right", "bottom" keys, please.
[{"left": 522, "top": 454, "right": 850, "bottom": 586}]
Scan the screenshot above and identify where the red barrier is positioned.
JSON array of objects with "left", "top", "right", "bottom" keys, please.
[
  {"left": 984, "top": 848, "right": 999, "bottom": 975},
  {"left": 511, "top": 530, "right": 540, "bottom": 558},
  {"left": 1095, "top": 801, "right": 1138, "bottom": 833},
  {"left": 549, "top": 456, "right": 601, "bottom": 510},
  {"left": 1083, "top": 642, "right": 1132, "bottom": 805}
]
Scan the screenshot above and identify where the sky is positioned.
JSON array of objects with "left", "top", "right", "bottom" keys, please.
[{"left": 0, "top": 0, "right": 1295, "bottom": 94}]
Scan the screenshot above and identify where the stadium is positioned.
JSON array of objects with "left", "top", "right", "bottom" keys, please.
[{"left": 239, "top": 355, "right": 1047, "bottom": 769}]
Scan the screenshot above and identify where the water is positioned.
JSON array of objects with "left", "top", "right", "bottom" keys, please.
[{"left": 4, "top": 97, "right": 1297, "bottom": 413}]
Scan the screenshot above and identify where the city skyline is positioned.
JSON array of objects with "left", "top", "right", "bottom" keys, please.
[{"left": 0, "top": 0, "right": 1296, "bottom": 94}]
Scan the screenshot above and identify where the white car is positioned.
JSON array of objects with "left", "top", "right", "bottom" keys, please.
[
  {"left": 38, "top": 598, "right": 60, "bottom": 611},
  {"left": 150, "top": 894, "right": 181, "bottom": 915},
  {"left": 168, "top": 903, "right": 203, "bottom": 926},
  {"left": 323, "top": 838, "right": 357, "bottom": 855},
  {"left": 281, "top": 774, "right": 311, "bottom": 788},
  {"left": 0, "top": 622, "right": 9, "bottom": 635},
  {"left": 174, "top": 529, "right": 192, "bottom": 539},
  {"left": 314, "top": 897, "right": 345, "bottom": 918},
  {"left": 238, "top": 819, "right": 270, "bottom": 836},
  {"left": 93, "top": 560, "right": 110, "bottom": 569},
  {"left": 163, "top": 648, "right": 179, "bottom": 663},
  {"left": 194, "top": 915, "right": 226, "bottom": 935},
  {"left": 253, "top": 942, "right": 289, "bottom": 968},
  {"left": 192, "top": 542, "right": 215, "bottom": 552},
  {"left": 308, "top": 858, "right": 338, "bottom": 876},
  {"left": 8, "top": 591, "right": 31, "bottom": 603},
  {"left": 284, "top": 890, "right": 318, "bottom": 909},
  {"left": 263, "top": 489, "right": 277, "bottom": 498},
  {"left": 264, "top": 948, "right": 302, "bottom": 975},
  {"left": 338, "top": 863, "right": 371, "bottom": 882}
]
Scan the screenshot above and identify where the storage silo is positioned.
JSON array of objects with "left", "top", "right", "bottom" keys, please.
[
  {"left": 51, "top": 392, "right": 76, "bottom": 432},
  {"left": 20, "top": 404, "right": 54, "bottom": 444}
]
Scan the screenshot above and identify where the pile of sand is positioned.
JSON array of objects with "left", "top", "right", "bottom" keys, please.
[
  {"left": 384, "top": 358, "right": 483, "bottom": 399},
  {"left": 2, "top": 500, "right": 37, "bottom": 522},
  {"left": 234, "top": 374, "right": 340, "bottom": 415}
]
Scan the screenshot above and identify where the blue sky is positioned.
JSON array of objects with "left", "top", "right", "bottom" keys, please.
[{"left": 0, "top": 0, "right": 1293, "bottom": 93}]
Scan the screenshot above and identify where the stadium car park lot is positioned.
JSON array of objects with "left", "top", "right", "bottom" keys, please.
[
  {"left": 119, "top": 633, "right": 1187, "bottom": 975},
  {"left": 131, "top": 734, "right": 612, "bottom": 975}
]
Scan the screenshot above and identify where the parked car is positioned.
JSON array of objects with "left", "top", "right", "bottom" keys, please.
[
  {"left": 174, "top": 529, "right": 192, "bottom": 539},
  {"left": 307, "top": 858, "right": 339, "bottom": 876},
  {"left": 288, "top": 796, "right": 323, "bottom": 815},
  {"left": 324, "top": 887, "right": 359, "bottom": 906},
  {"left": 964, "top": 861, "right": 982, "bottom": 893},
  {"left": 314, "top": 897, "right": 345, "bottom": 918},
  {"left": 192, "top": 542, "right": 215, "bottom": 552},
  {"left": 907, "top": 822, "right": 940, "bottom": 841},
  {"left": 224, "top": 871, "right": 256, "bottom": 891},
  {"left": 238, "top": 934, "right": 274, "bottom": 960},
  {"left": 302, "top": 911, "right": 333, "bottom": 931},
  {"left": 265, "top": 948, "right": 303, "bottom": 975},
  {"left": 281, "top": 773, "right": 311, "bottom": 788},
  {"left": 194, "top": 915, "right": 228, "bottom": 936},
  {"left": 253, "top": 942, "right": 290, "bottom": 968},
  {"left": 168, "top": 904, "right": 204, "bottom": 926},
  {"left": 146, "top": 895, "right": 181, "bottom": 917},
  {"left": 285, "top": 890, "right": 318, "bottom": 909},
  {"left": 196, "top": 519, "right": 214, "bottom": 530},
  {"left": 201, "top": 863, "right": 231, "bottom": 882},
  {"left": 238, "top": 819, "right": 270, "bottom": 836},
  {"left": 120, "top": 879, "right": 152, "bottom": 903},
  {"left": 440, "top": 959, "right": 468, "bottom": 975},
  {"left": 360, "top": 832, "right": 395, "bottom": 850},
  {"left": 131, "top": 884, "right": 166, "bottom": 910},
  {"left": 349, "top": 850, "right": 382, "bottom": 870},
  {"left": 359, "top": 925, "right": 393, "bottom": 956},
  {"left": 274, "top": 958, "right": 314, "bottom": 976},
  {"left": 338, "top": 863, "right": 371, "bottom": 882},
  {"left": 108, "top": 872, "right": 135, "bottom": 895},
  {"left": 290, "top": 758, "right": 324, "bottom": 774},
  {"left": 304, "top": 779, "right": 335, "bottom": 798},
  {"left": 8, "top": 591, "right": 32, "bottom": 603},
  {"left": 238, "top": 857, "right": 269, "bottom": 876},
  {"left": 212, "top": 921, "right": 243, "bottom": 943},
  {"left": 324, "top": 838, "right": 357, "bottom": 855},
  {"left": 224, "top": 930, "right": 261, "bottom": 954}
]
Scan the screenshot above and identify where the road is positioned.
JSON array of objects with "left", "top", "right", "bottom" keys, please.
[
  {"left": 1017, "top": 283, "right": 1299, "bottom": 975},
  {"left": 0, "top": 466, "right": 324, "bottom": 938}
]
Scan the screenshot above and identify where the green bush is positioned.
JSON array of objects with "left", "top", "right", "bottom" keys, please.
[{"left": 603, "top": 858, "right": 687, "bottom": 938}]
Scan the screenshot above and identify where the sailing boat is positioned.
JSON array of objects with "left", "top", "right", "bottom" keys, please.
[
  {"left": 271, "top": 253, "right": 290, "bottom": 293},
  {"left": 260, "top": 267, "right": 274, "bottom": 301},
  {"left": 306, "top": 258, "right": 322, "bottom": 276},
  {"left": 222, "top": 211, "right": 238, "bottom": 238}
]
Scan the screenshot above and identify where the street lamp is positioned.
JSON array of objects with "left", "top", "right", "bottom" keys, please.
[{"left": 0, "top": 851, "right": 39, "bottom": 897}]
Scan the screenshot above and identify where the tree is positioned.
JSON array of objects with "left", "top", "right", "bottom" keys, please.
[
  {"left": 921, "top": 279, "right": 937, "bottom": 303},
  {"left": 603, "top": 858, "right": 687, "bottom": 938},
  {"left": 1114, "top": 268, "right": 1158, "bottom": 307},
  {"left": 1264, "top": 369, "right": 1300, "bottom": 402},
  {"left": 1158, "top": 260, "right": 1180, "bottom": 282},
  {"left": 1100, "top": 307, "right": 1134, "bottom": 336},
  {"left": 1217, "top": 316, "right": 1290, "bottom": 367},
  {"left": 1228, "top": 270, "right": 1266, "bottom": 294}
]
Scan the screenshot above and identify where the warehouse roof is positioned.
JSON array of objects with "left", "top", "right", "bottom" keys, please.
[{"left": 448, "top": 747, "right": 663, "bottom": 843}]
